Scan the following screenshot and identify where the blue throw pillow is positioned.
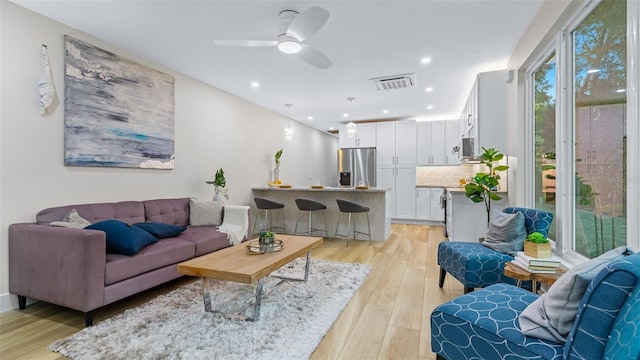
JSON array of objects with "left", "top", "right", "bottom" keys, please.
[
  {"left": 86, "top": 219, "right": 158, "bottom": 255},
  {"left": 133, "top": 222, "right": 186, "bottom": 239}
]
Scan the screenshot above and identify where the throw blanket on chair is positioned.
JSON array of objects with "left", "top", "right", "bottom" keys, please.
[{"left": 218, "top": 205, "right": 250, "bottom": 245}]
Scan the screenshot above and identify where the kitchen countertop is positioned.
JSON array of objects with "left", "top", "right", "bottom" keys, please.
[
  {"left": 252, "top": 186, "right": 391, "bottom": 193},
  {"left": 252, "top": 186, "right": 391, "bottom": 241},
  {"left": 446, "top": 187, "right": 466, "bottom": 192},
  {"left": 445, "top": 187, "right": 507, "bottom": 194}
]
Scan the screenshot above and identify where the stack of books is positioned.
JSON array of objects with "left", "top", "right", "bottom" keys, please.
[{"left": 511, "top": 251, "right": 562, "bottom": 273}]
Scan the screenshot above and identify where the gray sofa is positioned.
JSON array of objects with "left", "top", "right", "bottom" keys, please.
[{"left": 9, "top": 197, "right": 250, "bottom": 326}]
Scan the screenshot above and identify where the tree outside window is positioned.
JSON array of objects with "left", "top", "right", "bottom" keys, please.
[
  {"left": 533, "top": 54, "right": 557, "bottom": 240},
  {"left": 572, "top": 0, "right": 627, "bottom": 258}
]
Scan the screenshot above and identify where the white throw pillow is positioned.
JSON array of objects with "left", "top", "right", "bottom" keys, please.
[
  {"left": 519, "top": 246, "right": 631, "bottom": 343},
  {"left": 50, "top": 208, "right": 92, "bottom": 228},
  {"left": 189, "top": 199, "right": 223, "bottom": 226}
]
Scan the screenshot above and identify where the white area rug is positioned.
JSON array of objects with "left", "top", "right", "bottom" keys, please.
[{"left": 49, "top": 258, "right": 370, "bottom": 360}]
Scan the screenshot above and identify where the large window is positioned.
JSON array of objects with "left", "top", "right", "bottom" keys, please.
[
  {"left": 533, "top": 53, "right": 557, "bottom": 240},
  {"left": 572, "top": 0, "right": 627, "bottom": 258},
  {"left": 527, "top": 0, "right": 633, "bottom": 260}
]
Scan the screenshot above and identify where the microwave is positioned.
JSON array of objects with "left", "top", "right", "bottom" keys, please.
[{"left": 460, "top": 138, "right": 476, "bottom": 159}]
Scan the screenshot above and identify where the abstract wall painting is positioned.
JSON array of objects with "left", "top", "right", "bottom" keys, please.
[{"left": 64, "top": 36, "right": 175, "bottom": 169}]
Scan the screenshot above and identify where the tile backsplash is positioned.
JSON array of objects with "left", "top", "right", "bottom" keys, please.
[{"left": 417, "top": 162, "right": 508, "bottom": 191}]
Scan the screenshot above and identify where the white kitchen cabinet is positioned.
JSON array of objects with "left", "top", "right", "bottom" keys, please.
[
  {"left": 376, "top": 120, "right": 416, "bottom": 166},
  {"left": 458, "top": 70, "right": 508, "bottom": 158},
  {"left": 416, "top": 121, "right": 444, "bottom": 165},
  {"left": 395, "top": 166, "right": 417, "bottom": 218},
  {"left": 445, "top": 121, "right": 460, "bottom": 165},
  {"left": 417, "top": 120, "right": 459, "bottom": 165},
  {"left": 378, "top": 167, "right": 395, "bottom": 217},
  {"left": 429, "top": 188, "right": 445, "bottom": 221},
  {"left": 376, "top": 122, "right": 396, "bottom": 165},
  {"left": 338, "top": 123, "right": 376, "bottom": 148},
  {"left": 416, "top": 188, "right": 430, "bottom": 219},
  {"left": 395, "top": 121, "right": 417, "bottom": 165},
  {"left": 378, "top": 166, "right": 416, "bottom": 219},
  {"left": 416, "top": 187, "right": 445, "bottom": 221},
  {"left": 376, "top": 120, "right": 417, "bottom": 220},
  {"left": 445, "top": 189, "right": 507, "bottom": 242}
]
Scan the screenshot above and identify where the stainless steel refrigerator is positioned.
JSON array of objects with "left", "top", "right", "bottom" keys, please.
[{"left": 337, "top": 147, "right": 376, "bottom": 187}]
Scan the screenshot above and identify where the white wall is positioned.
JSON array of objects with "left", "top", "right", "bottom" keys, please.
[{"left": 0, "top": 2, "right": 338, "bottom": 312}]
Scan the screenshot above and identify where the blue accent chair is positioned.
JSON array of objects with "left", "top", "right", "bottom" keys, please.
[
  {"left": 438, "top": 207, "right": 554, "bottom": 293},
  {"left": 431, "top": 251, "right": 640, "bottom": 360}
]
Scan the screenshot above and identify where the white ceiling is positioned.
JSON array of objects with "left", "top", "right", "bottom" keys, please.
[{"left": 13, "top": 0, "right": 544, "bottom": 134}]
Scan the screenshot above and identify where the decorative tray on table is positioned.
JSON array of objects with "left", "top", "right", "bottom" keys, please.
[
  {"left": 246, "top": 239, "right": 284, "bottom": 254},
  {"left": 311, "top": 185, "right": 324, "bottom": 189}
]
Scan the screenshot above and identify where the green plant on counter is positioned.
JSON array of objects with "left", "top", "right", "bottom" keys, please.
[
  {"left": 464, "top": 147, "right": 509, "bottom": 226},
  {"left": 526, "top": 231, "right": 549, "bottom": 243},
  {"left": 206, "top": 168, "right": 226, "bottom": 188},
  {"left": 275, "top": 149, "right": 283, "bottom": 165},
  {"left": 206, "top": 168, "right": 229, "bottom": 200}
]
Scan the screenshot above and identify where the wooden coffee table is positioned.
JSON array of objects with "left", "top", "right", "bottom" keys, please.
[
  {"left": 177, "top": 234, "right": 323, "bottom": 321},
  {"left": 503, "top": 262, "right": 568, "bottom": 294}
]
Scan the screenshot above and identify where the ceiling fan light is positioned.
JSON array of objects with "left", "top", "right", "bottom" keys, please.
[
  {"left": 346, "top": 121, "right": 357, "bottom": 138},
  {"left": 278, "top": 40, "right": 302, "bottom": 54}
]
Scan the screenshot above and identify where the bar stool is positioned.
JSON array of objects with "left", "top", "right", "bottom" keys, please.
[
  {"left": 335, "top": 199, "right": 372, "bottom": 247},
  {"left": 252, "top": 197, "right": 286, "bottom": 235},
  {"left": 293, "top": 198, "right": 329, "bottom": 237}
]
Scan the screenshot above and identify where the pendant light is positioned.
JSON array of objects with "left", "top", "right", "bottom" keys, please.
[
  {"left": 284, "top": 103, "right": 294, "bottom": 141},
  {"left": 345, "top": 97, "right": 357, "bottom": 138}
]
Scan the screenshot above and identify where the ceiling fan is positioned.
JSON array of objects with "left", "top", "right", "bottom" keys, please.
[{"left": 213, "top": 6, "right": 333, "bottom": 69}]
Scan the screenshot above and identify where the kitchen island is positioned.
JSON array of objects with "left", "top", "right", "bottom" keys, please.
[
  {"left": 251, "top": 186, "right": 391, "bottom": 241},
  {"left": 445, "top": 187, "right": 508, "bottom": 242}
]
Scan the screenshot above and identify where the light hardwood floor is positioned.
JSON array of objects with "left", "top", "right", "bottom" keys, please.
[{"left": 0, "top": 224, "right": 465, "bottom": 359}]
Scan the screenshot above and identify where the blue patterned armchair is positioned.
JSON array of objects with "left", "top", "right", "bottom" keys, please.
[
  {"left": 431, "top": 251, "right": 640, "bottom": 360},
  {"left": 438, "top": 207, "right": 554, "bottom": 293}
]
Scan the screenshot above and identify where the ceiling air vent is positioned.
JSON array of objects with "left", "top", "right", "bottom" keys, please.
[{"left": 370, "top": 73, "right": 417, "bottom": 91}]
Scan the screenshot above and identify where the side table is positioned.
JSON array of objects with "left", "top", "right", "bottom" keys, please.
[{"left": 503, "top": 262, "right": 568, "bottom": 294}]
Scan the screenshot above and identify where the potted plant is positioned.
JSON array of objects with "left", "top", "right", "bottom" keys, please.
[
  {"left": 273, "top": 149, "right": 283, "bottom": 183},
  {"left": 206, "top": 168, "right": 229, "bottom": 201},
  {"left": 464, "top": 147, "right": 509, "bottom": 227},
  {"left": 258, "top": 231, "right": 275, "bottom": 251},
  {"left": 524, "top": 231, "right": 551, "bottom": 258}
]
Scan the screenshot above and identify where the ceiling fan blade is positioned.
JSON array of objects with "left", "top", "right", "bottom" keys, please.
[
  {"left": 286, "top": 6, "right": 330, "bottom": 41},
  {"left": 299, "top": 44, "right": 332, "bottom": 69},
  {"left": 213, "top": 40, "right": 278, "bottom": 47}
]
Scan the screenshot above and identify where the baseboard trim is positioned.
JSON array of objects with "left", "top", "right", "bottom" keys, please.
[
  {"left": 391, "top": 219, "right": 445, "bottom": 226},
  {"left": 0, "top": 292, "right": 36, "bottom": 313},
  {"left": 0, "top": 292, "right": 15, "bottom": 313}
]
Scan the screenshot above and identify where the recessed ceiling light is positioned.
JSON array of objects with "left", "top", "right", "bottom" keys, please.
[
  {"left": 427, "top": 105, "right": 434, "bottom": 110},
  {"left": 250, "top": 81, "right": 260, "bottom": 88},
  {"left": 329, "top": 126, "right": 335, "bottom": 130},
  {"left": 425, "top": 87, "right": 433, "bottom": 92},
  {"left": 421, "top": 57, "right": 432, "bottom": 64},
  {"left": 383, "top": 109, "right": 389, "bottom": 114},
  {"left": 343, "top": 113, "right": 349, "bottom": 118},
  {"left": 307, "top": 116, "right": 314, "bottom": 120}
]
